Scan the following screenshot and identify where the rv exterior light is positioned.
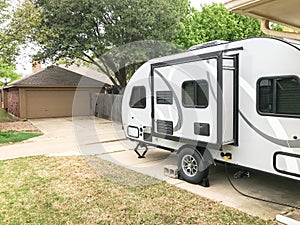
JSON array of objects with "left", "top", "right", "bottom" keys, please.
[{"left": 127, "top": 126, "right": 139, "bottom": 138}]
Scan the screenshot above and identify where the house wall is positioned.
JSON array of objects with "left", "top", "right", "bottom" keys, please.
[{"left": 6, "top": 88, "right": 20, "bottom": 117}]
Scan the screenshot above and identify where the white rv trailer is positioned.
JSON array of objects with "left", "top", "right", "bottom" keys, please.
[{"left": 122, "top": 37, "right": 300, "bottom": 185}]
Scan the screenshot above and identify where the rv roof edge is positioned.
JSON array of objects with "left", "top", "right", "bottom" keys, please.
[{"left": 189, "top": 40, "right": 228, "bottom": 51}]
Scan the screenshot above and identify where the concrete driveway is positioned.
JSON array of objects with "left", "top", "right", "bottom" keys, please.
[
  {"left": 0, "top": 117, "right": 129, "bottom": 160},
  {"left": 0, "top": 117, "right": 299, "bottom": 221}
]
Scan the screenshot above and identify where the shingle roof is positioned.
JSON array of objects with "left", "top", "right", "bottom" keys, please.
[
  {"left": 59, "top": 64, "right": 113, "bottom": 85},
  {"left": 6, "top": 65, "right": 112, "bottom": 88}
]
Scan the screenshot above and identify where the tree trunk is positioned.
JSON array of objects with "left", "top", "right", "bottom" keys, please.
[{"left": 116, "top": 62, "right": 127, "bottom": 89}]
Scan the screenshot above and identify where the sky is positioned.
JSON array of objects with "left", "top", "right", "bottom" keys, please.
[{"left": 15, "top": 0, "right": 228, "bottom": 75}]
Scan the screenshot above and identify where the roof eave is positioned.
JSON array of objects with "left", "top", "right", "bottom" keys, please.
[
  {"left": 225, "top": 0, "right": 300, "bottom": 40},
  {"left": 3, "top": 84, "right": 109, "bottom": 89}
]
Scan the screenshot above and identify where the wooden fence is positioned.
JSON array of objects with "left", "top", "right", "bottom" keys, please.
[{"left": 93, "top": 94, "right": 123, "bottom": 122}]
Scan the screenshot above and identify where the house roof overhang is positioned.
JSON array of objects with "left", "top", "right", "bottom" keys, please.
[
  {"left": 3, "top": 85, "right": 110, "bottom": 90},
  {"left": 225, "top": 0, "right": 300, "bottom": 40}
]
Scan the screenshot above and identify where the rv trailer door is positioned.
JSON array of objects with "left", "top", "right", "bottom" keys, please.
[
  {"left": 151, "top": 56, "right": 219, "bottom": 148},
  {"left": 150, "top": 52, "right": 239, "bottom": 149}
]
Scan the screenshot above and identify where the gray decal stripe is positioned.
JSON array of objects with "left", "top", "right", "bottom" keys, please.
[
  {"left": 240, "top": 111, "right": 300, "bottom": 148},
  {"left": 154, "top": 70, "right": 183, "bottom": 131}
]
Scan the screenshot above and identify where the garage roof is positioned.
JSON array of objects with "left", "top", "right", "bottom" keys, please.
[
  {"left": 225, "top": 0, "right": 300, "bottom": 29},
  {"left": 6, "top": 65, "right": 112, "bottom": 88}
]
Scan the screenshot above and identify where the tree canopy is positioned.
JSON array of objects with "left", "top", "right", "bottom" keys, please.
[
  {"left": 0, "top": 0, "right": 15, "bottom": 64},
  {"left": 0, "top": 60, "right": 21, "bottom": 84},
  {"left": 0, "top": 0, "right": 21, "bottom": 83},
  {"left": 5, "top": 2, "right": 272, "bottom": 88},
  {"left": 9, "top": 0, "right": 189, "bottom": 89},
  {"left": 174, "top": 4, "right": 263, "bottom": 49}
]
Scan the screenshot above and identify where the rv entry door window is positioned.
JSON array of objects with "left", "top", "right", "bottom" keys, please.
[{"left": 182, "top": 80, "right": 209, "bottom": 108}]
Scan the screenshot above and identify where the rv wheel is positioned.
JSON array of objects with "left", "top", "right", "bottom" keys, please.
[{"left": 178, "top": 147, "right": 209, "bottom": 184}]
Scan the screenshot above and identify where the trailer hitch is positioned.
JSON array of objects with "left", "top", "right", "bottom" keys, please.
[{"left": 134, "top": 142, "right": 148, "bottom": 158}]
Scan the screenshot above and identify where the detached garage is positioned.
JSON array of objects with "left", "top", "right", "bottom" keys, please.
[{"left": 2, "top": 65, "right": 111, "bottom": 119}]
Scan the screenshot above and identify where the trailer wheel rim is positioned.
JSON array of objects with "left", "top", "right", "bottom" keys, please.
[{"left": 182, "top": 154, "right": 198, "bottom": 177}]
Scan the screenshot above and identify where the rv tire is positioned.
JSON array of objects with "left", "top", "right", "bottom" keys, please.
[{"left": 178, "top": 147, "right": 209, "bottom": 184}]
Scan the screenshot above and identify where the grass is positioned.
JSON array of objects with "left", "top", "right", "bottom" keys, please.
[
  {"left": 0, "top": 156, "right": 277, "bottom": 225},
  {"left": 0, "top": 130, "right": 41, "bottom": 144},
  {"left": 0, "top": 109, "right": 18, "bottom": 122}
]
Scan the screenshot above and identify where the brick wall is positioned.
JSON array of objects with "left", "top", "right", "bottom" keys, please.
[{"left": 7, "top": 88, "right": 20, "bottom": 117}]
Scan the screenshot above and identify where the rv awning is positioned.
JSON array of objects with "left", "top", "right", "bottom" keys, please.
[{"left": 225, "top": 0, "right": 300, "bottom": 40}]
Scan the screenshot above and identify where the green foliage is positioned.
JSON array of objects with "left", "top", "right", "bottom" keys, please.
[
  {"left": 0, "top": 0, "right": 15, "bottom": 64},
  {"left": 0, "top": 0, "right": 9, "bottom": 24},
  {"left": 0, "top": 61, "right": 21, "bottom": 85},
  {"left": 7, "top": 0, "right": 45, "bottom": 44},
  {"left": 0, "top": 131, "right": 40, "bottom": 144},
  {"left": 174, "top": 4, "right": 264, "bottom": 49},
  {"left": 12, "top": 0, "right": 189, "bottom": 89},
  {"left": 5, "top": 1, "right": 270, "bottom": 87},
  {"left": 0, "top": 0, "right": 47, "bottom": 69}
]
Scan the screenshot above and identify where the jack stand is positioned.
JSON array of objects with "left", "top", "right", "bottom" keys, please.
[{"left": 134, "top": 143, "right": 148, "bottom": 158}]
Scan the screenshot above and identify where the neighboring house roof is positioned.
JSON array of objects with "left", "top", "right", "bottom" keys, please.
[
  {"left": 6, "top": 65, "right": 112, "bottom": 89},
  {"left": 59, "top": 64, "right": 113, "bottom": 85}
]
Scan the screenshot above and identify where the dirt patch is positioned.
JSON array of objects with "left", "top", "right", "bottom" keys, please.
[{"left": 0, "top": 121, "right": 40, "bottom": 132}]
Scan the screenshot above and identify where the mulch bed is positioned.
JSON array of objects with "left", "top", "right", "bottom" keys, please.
[{"left": 0, "top": 121, "right": 40, "bottom": 132}]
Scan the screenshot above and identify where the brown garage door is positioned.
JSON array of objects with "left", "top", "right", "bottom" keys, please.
[{"left": 26, "top": 90, "right": 90, "bottom": 118}]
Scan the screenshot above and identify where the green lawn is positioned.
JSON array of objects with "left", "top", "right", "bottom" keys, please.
[
  {"left": 0, "top": 130, "right": 40, "bottom": 144},
  {"left": 0, "top": 156, "right": 277, "bottom": 225},
  {"left": 0, "top": 109, "right": 40, "bottom": 143},
  {"left": 0, "top": 109, "right": 18, "bottom": 122}
]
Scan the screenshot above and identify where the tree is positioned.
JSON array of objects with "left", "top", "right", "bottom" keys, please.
[
  {"left": 11, "top": 0, "right": 190, "bottom": 90},
  {"left": 0, "top": 60, "right": 21, "bottom": 85},
  {"left": 174, "top": 4, "right": 264, "bottom": 49},
  {"left": 0, "top": 0, "right": 15, "bottom": 64},
  {"left": 0, "top": 0, "right": 21, "bottom": 83}
]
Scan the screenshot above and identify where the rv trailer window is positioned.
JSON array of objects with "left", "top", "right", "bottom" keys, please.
[
  {"left": 129, "top": 86, "right": 146, "bottom": 109},
  {"left": 258, "top": 76, "right": 300, "bottom": 116},
  {"left": 182, "top": 80, "right": 208, "bottom": 108}
]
